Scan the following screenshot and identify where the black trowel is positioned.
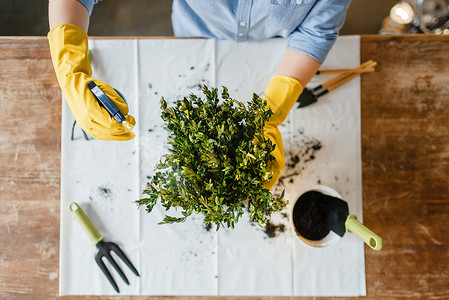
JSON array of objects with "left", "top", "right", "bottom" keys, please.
[{"left": 324, "top": 194, "right": 383, "bottom": 251}]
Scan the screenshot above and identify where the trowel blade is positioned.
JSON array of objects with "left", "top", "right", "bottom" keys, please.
[
  {"left": 297, "top": 88, "right": 318, "bottom": 108},
  {"left": 324, "top": 194, "right": 349, "bottom": 237}
]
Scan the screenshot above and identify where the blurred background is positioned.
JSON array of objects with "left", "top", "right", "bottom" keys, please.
[{"left": 0, "top": 0, "right": 448, "bottom": 36}]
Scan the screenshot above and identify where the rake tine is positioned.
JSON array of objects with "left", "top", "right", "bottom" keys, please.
[
  {"left": 95, "top": 253, "right": 120, "bottom": 293},
  {"left": 71, "top": 120, "right": 76, "bottom": 141},
  {"left": 109, "top": 242, "right": 140, "bottom": 277},
  {"left": 104, "top": 251, "right": 130, "bottom": 285}
]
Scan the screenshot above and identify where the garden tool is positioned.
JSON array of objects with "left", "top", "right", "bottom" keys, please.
[
  {"left": 323, "top": 194, "right": 383, "bottom": 251},
  {"left": 297, "top": 60, "right": 377, "bottom": 108},
  {"left": 69, "top": 202, "right": 140, "bottom": 293},
  {"left": 315, "top": 66, "right": 375, "bottom": 75}
]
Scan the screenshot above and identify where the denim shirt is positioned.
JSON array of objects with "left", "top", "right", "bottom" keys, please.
[{"left": 77, "top": 0, "right": 350, "bottom": 63}]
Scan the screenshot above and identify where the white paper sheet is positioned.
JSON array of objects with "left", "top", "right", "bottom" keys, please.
[{"left": 60, "top": 36, "right": 365, "bottom": 296}]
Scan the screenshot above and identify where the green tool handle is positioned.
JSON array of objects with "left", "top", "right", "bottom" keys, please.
[
  {"left": 345, "top": 215, "right": 383, "bottom": 251},
  {"left": 69, "top": 202, "right": 103, "bottom": 245}
]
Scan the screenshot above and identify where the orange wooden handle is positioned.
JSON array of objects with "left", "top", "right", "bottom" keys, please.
[
  {"left": 318, "top": 68, "right": 356, "bottom": 74},
  {"left": 320, "top": 60, "right": 377, "bottom": 89},
  {"left": 326, "top": 61, "right": 377, "bottom": 92},
  {"left": 326, "top": 72, "right": 362, "bottom": 92}
]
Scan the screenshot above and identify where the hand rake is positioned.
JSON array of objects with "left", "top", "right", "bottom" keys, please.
[{"left": 69, "top": 202, "right": 140, "bottom": 293}]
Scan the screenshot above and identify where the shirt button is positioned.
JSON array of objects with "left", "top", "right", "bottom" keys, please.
[
  {"left": 238, "top": 33, "right": 244, "bottom": 36},
  {"left": 296, "top": 0, "right": 303, "bottom": 4},
  {"left": 239, "top": 21, "right": 247, "bottom": 27}
]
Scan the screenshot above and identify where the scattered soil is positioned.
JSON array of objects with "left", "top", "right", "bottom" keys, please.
[
  {"left": 204, "top": 222, "right": 212, "bottom": 232},
  {"left": 292, "top": 191, "right": 329, "bottom": 240},
  {"left": 287, "top": 155, "right": 300, "bottom": 168},
  {"left": 248, "top": 212, "right": 287, "bottom": 239},
  {"left": 98, "top": 186, "right": 112, "bottom": 199},
  {"left": 278, "top": 135, "right": 322, "bottom": 186},
  {"left": 148, "top": 63, "right": 212, "bottom": 109},
  {"left": 264, "top": 220, "right": 286, "bottom": 238}
]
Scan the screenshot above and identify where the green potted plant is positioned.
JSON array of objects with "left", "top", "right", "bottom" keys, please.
[{"left": 137, "top": 86, "right": 285, "bottom": 230}]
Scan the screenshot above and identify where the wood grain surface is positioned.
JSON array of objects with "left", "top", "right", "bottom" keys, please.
[
  {"left": 1, "top": 35, "right": 449, "bottom": 299},
  {"left": 360, "top": 35, "right": 449, "bottom": 300}
]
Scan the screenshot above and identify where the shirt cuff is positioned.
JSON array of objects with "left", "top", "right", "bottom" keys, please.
[
  {"left": 286, "top": 29, "right": 337, "bottom": 64},
  {"left": 76, "top": 0, "right": 98, "bottom": 16}
]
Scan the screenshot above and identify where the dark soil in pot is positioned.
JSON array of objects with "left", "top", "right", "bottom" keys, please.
[{"left": 292, "top": 191, "right": 329, "bottom": 240}]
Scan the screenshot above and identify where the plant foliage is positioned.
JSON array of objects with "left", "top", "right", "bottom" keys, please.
[{"left": 137, "top": 86, "right": 286, "bottom": 229}]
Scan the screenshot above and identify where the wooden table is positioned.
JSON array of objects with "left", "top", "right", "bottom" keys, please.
[{"left": 1, "top": 35, "right": 448, "bottom": 299}]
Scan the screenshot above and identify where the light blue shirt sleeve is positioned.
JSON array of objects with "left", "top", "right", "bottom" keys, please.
[
  {"left": 287, "top": 0, "right": 351, "bottom": 63},
  {"left": 76, "top": 0, "right": 98, "bottom": 16}
]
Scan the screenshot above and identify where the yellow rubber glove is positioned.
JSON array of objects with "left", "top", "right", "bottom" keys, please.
[
  {"left": 262, "top": 75, "right": 303, "bottom": 190},
  {"left": 48, "top": 24, "right": 135, "bottom": 141}
]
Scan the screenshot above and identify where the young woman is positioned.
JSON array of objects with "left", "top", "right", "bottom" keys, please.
[{"left": 48, "top": 0, "right": 351, "bottom": 188}]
